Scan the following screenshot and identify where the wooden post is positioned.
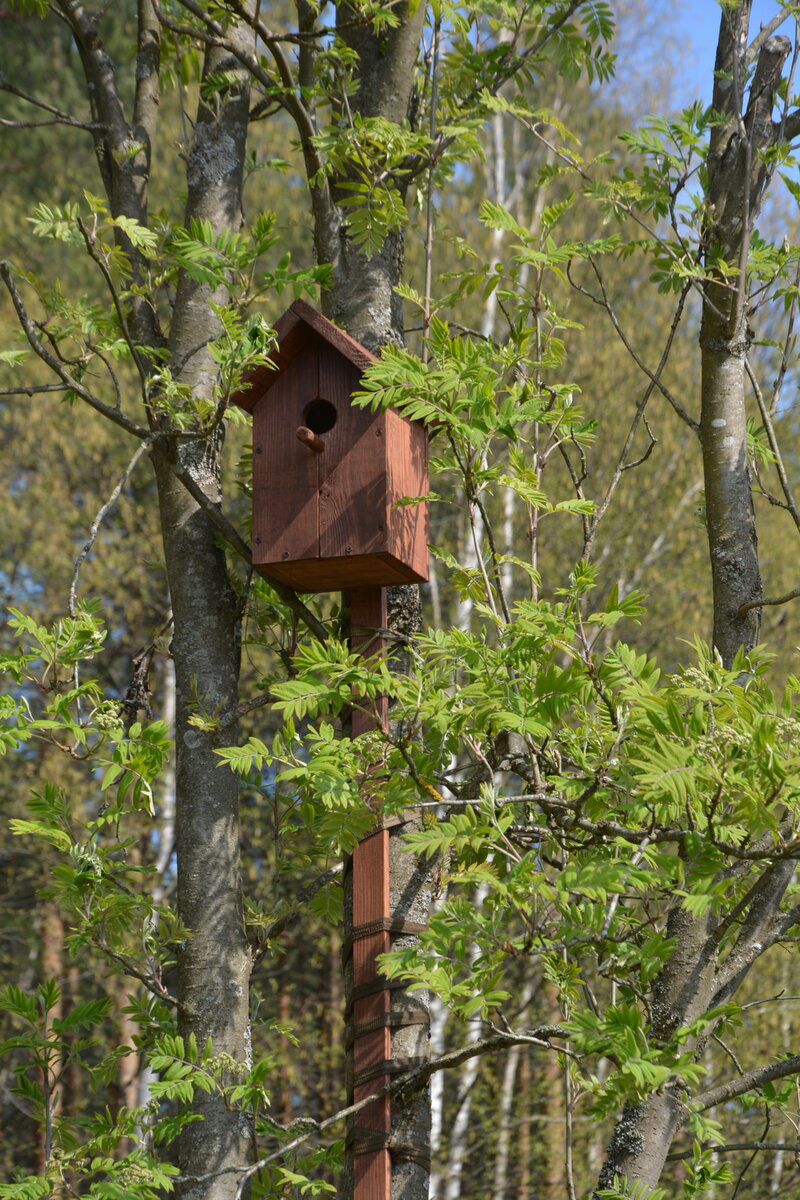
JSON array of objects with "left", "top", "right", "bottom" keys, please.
[{"left": 348, "top": 586, "right": 391, "bottom": 1200}]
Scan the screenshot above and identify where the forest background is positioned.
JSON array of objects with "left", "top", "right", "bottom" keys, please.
[{"left": 3, "top": 1, "right": 800, "bottom": 1199}]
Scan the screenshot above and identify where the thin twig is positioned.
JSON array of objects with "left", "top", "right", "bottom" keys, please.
[
  {"left": 746, "top": 354, "right": 800, "bottom": 533},
  {"left": 76, "top": 217, "right": 150, "bottom": 387},
  {"left": 0, "top": 263, "right": 149, "bottom": 440},
  {"left": 0, "top": 384, "right": 67, "bottom": 396},
  {"left": 69, "top": 432, "right": 160, "bottom": 616},
  {"left": 739, "top": 586, "right": 800, "bottom": 618},
  {"left": 666, "top": 1140, "right": 800, "bottom": 1163},
  {"left": 0, "top": 78, "right": 101, "bottom": 129}
]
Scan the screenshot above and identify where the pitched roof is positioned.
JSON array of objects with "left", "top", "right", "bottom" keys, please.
[{"left": 232, "top": 299, "right": 376, "bottom": 413}]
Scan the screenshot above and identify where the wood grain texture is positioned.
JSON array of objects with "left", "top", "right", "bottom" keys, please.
[
  {"left": 319, "top": 351, "right": 386, "bottom": 562},
  {"left": 231, "top": 298, "right": 375, "bottom": 411},
  {"left": 386, "top": 407, "right": 429, "bottom": 583},
  {"left": 252, "top": 351, "right": 318, "bottom": 566},
  {"left": 255, "top": 552, "right": 423, "bottom": 591},
  {"left": 244, "top": 303, "right": 428, "bottom": 592}
]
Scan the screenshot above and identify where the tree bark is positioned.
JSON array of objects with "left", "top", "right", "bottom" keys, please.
[
  {"left": 152, "top": 27, "right": 254, "bottom": 1197},
  {"left": 597, "top": 14, "right": 793, "bottom": 1192},
  {"left": 699, "top": 7, "right": 789, "bottom": 665}
]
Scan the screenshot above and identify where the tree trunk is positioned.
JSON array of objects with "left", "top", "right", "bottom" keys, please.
[
  {"left": 492, "top": 1042, "right": 522, "bottom": 1200},
  {"left": 36, "top": 901, "right": 64, "bottom": 1178},
  {"left": 699, "top": 8, "right": 789, "bottom": 665},
  {"left": 541, "top": 985, "right": 565, "bottom": 1200},
  {"left": 595, "top": 10, "right": 792, "bottom": 1194},
  {"left": 443, "top": 885, "right": 489, "bottom": 1200},
  {"left": 152, "top": 28, "right": 254, "bottom": 1200},
  {"left": 55, "top": 7, "right": 254, "bottom": 1191}
]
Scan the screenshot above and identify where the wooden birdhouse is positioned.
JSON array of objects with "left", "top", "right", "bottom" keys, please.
[{"left": 233, "top": 299, "right": 428, "bottom": 592}]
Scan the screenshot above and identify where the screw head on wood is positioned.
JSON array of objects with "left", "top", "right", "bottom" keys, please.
[{"left": 345, "top": 546, "right": 352, "bottom": 554}]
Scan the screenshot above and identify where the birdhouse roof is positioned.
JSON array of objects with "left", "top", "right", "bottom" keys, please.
[{"left": 232, "top": 299, "right": 377, "bottom": 414}]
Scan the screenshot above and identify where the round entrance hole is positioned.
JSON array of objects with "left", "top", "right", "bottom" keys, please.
[{"left": 303, "top": 398, "right": 337, "bottom": 434}]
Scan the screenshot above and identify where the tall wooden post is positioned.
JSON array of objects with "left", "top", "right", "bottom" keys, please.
[
  {"left": 348, "top": 586, "right": 391, "bottom": 1200},
  {"left": 233, "top": 301, "right": 430, "bottom": 1200}
]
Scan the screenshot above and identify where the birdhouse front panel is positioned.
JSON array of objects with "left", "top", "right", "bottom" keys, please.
[
  {"left": 316, "top": 351, "right": 387, "bottom": 566},
  {"left": 240, "top": 300, "right": 428, "bottom": 593},
  {"left": 251, "top": 350, "right": 320, "bottom": 567}
]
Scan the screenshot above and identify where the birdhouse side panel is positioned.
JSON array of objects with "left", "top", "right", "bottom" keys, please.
[
  {"left": 386, "top": 408, "right": 429, "bottom": 583},
  {"left": 251, "top": 352, "right": 319, "bottom": 569},
  {"left": 317, "top": 351, "right": 389, "bottom": 562}
]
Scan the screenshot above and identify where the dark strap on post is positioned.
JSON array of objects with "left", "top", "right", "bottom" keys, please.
[
  {"left": 347, "top": 1126, "right": 431, "bottom": 1171},
  {"left": 345, "top": 1009, "right": 429, "bottom": 1050},
  {"left": 353, "top": 1056, "right": 429, "bottom": 1088},
  {"left": 342, "top": 916, "right": 427, "bottom": 964}
]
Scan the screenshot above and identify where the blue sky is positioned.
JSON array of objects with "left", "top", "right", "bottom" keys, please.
[{"left": 672, "top": 1, "right": 795, "bottom": 103}]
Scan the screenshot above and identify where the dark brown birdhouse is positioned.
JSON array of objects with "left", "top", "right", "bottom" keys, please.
[{"left": 233, "top": 300, "right": 428, "bottom": 592}]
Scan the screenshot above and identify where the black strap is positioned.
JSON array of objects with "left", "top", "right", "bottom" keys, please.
[
  {"left": 347, "top": 1126, "right": 431, "bottom": 1170},
  {"left": 347, "top": 977, "right": 409, "bottom": 1013},
  {"left": 353, "top": 1056, "right": 428, "bottom": 1088},
  {"left": 345, "top": 1009, "right": 429, "bottom": 1050},
  {"left": 342, "top": 916, "right": 427, "bottom": 964}
]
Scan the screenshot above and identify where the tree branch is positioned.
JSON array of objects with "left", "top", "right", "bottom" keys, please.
[
  {"left": 694, "top": 1054, "right": 800, "bottom": 1112},
  {"left": 0, "top": 77, "right": 101, "bottom": 130},
  {"left": 70, "top": 433, "right": 160, "bottom": 616},
  {"left": 739, "top": 587, "right": 800, "bottom": 617},
  {"left": 227, "top": 1024, "right": 572, "bottom": 1197},
  {"left": 668, "top": 1140, "right": 800, "bottom": 1163},
  {"left": 710, "top": 860, "right": 796, "bottom": 1002},
  {"left": 0, "top": 262, "right": 150, "bottom": 440},
  {"left": 747, "top": 13, "right": 792, "bottom": 64}
]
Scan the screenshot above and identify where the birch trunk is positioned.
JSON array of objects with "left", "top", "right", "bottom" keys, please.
[
  {"left": 492, "top": 1043, "right": 522, "bottom": 1200},
  {"left": 442, "top": 886, "right": 489, "bottom": 1200},
  {"left": 699, "top": 6, "right": 789, "bottom": 664},
  {"left": 596, "top": 8, "right": 793, "bottom": 1193}
]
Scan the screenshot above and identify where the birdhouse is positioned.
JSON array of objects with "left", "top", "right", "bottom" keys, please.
[{"left": 233, "top": 300, "right": 428, "bottom": 592}]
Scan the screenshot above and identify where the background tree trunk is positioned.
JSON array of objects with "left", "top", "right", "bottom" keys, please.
[
  {"left": 596, "top": 6, "right": 792, "bottom": 1194},
  {"left": 153, "top": 29, "right": 254, "bottom": 1197}
]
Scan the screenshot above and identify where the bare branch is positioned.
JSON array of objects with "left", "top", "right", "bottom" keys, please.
[
  {"left": 76, "top": 217, "right": 150, "bottom": 388},
  {"left": 739, "top": 586, "right": 800, "bottom": 618},
  {"left": 0, "top": 384, "right": 67, "bottom": 396},
  {"left": 667, "top": 1140, "right": 800, "bottom": 1163},
  {"left": 694, "top": 1054, "right": 800, "bottom": 1112},
  {"left": 746, "top": 353, "right": 800, "bottom": 533},
  {"left": 570, "top": 261, "right": 698, "bottom": 436},
  {"left": 69, "top": 432, "right": 160, "bottom": 616},
  {"left": 0, "top": 262, "right": 150, "bottom": 440},
  {"left": 0, "top": 77, "right": 101, "bottom": 130},
  {"left": 747, "top": 13, "right": 793, "bottom": 63},
  {"left": 228, "top": 1024, "right": 572, "bottom": 1197}
]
